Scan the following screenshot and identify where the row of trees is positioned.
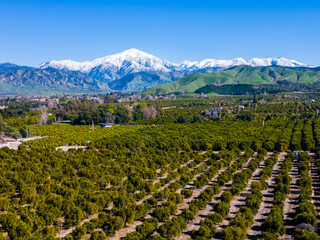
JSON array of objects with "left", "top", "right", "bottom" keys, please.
[
  {"left": 260, "top": 152, "right": 293, "bottom": 239},
  {"left": 2, "top": 116, "right": 320, "bottom": 239},
  {"left": 293, "top": 153, "right": 319, "bottom": 239},
  {"left": 221, "top": 150, "right": 268, "bottom": 239},
  {"left": 64, "top": 151, "right": 217, "bottom": 239},
  {"left": 123, "top": 150, "right": 240, "bottom": 239}
]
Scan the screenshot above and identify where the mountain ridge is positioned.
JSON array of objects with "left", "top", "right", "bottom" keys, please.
[
  {"left": 37, "top": 49, "right": 313, "bottom": 83},
  {"left": 0, "top": 49, "right": 317, "bottom": 95},
  {"left": 0, "top": 66, "right": 110, "bottom": 95},
  {"left": 144, "top": 65, "right": 320, "bottom": 95}
]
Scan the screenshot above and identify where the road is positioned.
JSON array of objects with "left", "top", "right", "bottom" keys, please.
[{"left": 0, "top": 136, "right": 46, "bottom": 150}]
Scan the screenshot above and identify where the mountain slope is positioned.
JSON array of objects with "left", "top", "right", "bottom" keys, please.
[
  {"left": 144, "top": 66, "right": 320, "bottom": 94},
  {"left": 0, "top": 66, "right": 110, "bottom": 95},
  {"left": 108, "top": 71, "right": 185, "bottom": 91},
  {"left": 0, "top": 63, "right": 31, "bottom": 72}
]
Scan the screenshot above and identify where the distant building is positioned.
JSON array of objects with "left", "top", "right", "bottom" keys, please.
[
  {"left": 60, "top": 120, "right": 71, "bottom": 123},
  {"left": 201, "top": 110, "right": 219, "bottom": 117},
  {"left": 99, "top": 123, "right": 114, "bottom": 128},
  {"left": 306, "top": 99, "right": 316, "bottom": 102},
  {"left": 214, "top": 107, "right": 223, "bottom": 111},
  {"left": 210, "top": 111, "right": 219, "bottom": 117},
  {"left": 235, "top": 105, "right": 245, "bottom": 109}
]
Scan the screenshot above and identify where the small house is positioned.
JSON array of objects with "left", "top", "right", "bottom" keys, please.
[
  {"left": 210, "top": 111, "right": 219, "bottom": 117},
  {"left": 99, "top": 123, "right": 114, "bottom": 128},
  {"left": 235, "top": 105, "right": 245, "bottom": 109},
  {"left": 306, "top": 99, "right": 316, "bottom": 103}
]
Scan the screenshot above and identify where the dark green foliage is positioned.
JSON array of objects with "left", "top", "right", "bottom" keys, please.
[
  {"left": 177, "top": 115, "right": 187, "bottom": 123},
  {"left": 196, "top": 84, "right": 257, "bottom": 95},
  {"left": 221, "top": 191, "right": 232, "bottom": 203},
  {"left": 19, "top": 126, "right": 33, "bottom": 138},
  {"left": 136, "top": 218, "right": 158, "bottom": 237},
  {"left": 89, "top": 231, "right": 107, "bottom": 240},
  {"left": 261, "top": 206, "right": 286, "bottom": 235},
  {"left": 191, "top": 218, "right": 216, "bottom": 239},
  {"left": 222, "top": 207, "right": 253, "bottom": 240},
  {"left": 114, "top": 107, "right": 130, "bottom": 124},
  {"left": 158, "top": 216, "right": 187, "bottom": 238},
  {"left": 294, "top": 229, "right": 320, "bottom": 240},
  {"left": 294, "top": 213, "right": 318, "bottom": 229}
]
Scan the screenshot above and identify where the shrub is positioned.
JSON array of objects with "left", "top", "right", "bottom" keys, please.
[
  {"left": 222, "top": 226, "right": 246, "bottom": 240},
  {"left": 215, "top": 202, "right": 230, "bottom": 217},
  {"left": 294, "top": 212, "right": 318, "bottom": 229}
]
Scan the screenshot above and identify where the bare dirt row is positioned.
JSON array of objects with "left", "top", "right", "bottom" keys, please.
[
  {"left": 109, "top": 152, "right": 236, "bottom": 240},
  {"left": 57, "top": 151, "right": 209, "bottom": 238},
  {"left": 310, "top": 155, "right": 320, "bottom": 233},
  {"left": 281, "top": 157, "right": 300, "bottom": 240},
  {"left": 112, "top": 152, "right": 248, "bottom": 239},
  {"left": 172, "top": 152, "right": 258, "bottom": 240},
  {"left": 247, "top": 152, "right": 287, "bottom": 240},
  {"left": 212, "top": 153, "right": 271, "bottom": 240}
]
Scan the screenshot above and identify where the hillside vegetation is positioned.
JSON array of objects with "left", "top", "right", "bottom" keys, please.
[{"left": 144, "top": 66, "right": 320, "bottom": 94}]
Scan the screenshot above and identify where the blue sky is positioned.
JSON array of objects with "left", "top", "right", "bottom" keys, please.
[{"left": 1, "top": 0, "right": 320, "bottom": 66}]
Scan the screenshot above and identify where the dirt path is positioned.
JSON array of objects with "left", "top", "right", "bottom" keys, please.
[
  {"left": 281, "top": 157, "right": 300, "bottom": 240},
  {"left": 247, "top": 152, "right": 286, "bottom": 240},
  {"left": 174, "top": 152, "right": 257, "bottom": 240},
  {"left": 310, "top": 156, "right": 320, "bottom": 233},
  {"left": 56, "top": 213, "right": 99, "bottom": 238},
  {"left": 212, "top": 153, "right": 271, "bottom": 240},
  {"left": 56, "top": 145, "right": 87, "bottom": 151},
  {"left": 0, "top": 136, "right": 47, "bottom": 150}
]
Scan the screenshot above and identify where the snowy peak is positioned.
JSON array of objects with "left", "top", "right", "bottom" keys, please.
[
  {"left": 37, "top": 49, "right": 313, "bottom": 81},
  {"left": 179, "top": 57, "right": 311, "bottom": 70},
  {"left": 37, "top": 49, "right": 177, "bottom": 80},
  {"left": 37, "top": 60, "right": 89, "bottom": 72},
  {"left": 248, "top": 57, "right": 308, "bottom": 68}
]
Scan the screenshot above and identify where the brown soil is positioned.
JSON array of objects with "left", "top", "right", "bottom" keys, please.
[
  {"left": 281, "top": 157, "right": 300, "bottom": 240},
  {"left": 109, "top": 157, "right": 214, "bottom": 239},
  {"left": 57, "top": 153, "right": 207, "bottom": 238},
  {"left": 310, "top": 155, "right": 320, "bottom": 234},
  {"left": 247, "top": 152, "right": 286, "bottom": 240},
  {"left": 174, "top": 152, "right": 258, "bottom": 240},
  {"left": 112, "top": 153, "right": 246, "bottom": 240},
  {"left": 212, "top": 153, "right": 271, "bottom": 240}
]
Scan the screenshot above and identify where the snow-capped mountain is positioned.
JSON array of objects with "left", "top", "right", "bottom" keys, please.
[
  {"left": 180, "top": 57, "right": 310, "bottom": 71},
  {"left": 38, "top": 49, "right": 178, "bottom": 81},
  {"left": 38, "top": 48, "right": 312, "bottom": 82}
]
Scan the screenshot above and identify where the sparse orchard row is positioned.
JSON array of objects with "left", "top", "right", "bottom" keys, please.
[
  {"left": 246, "top": 152, "right": 286, "bottom": 239},
  {"left": 222, "top": 152, "right": 281, "bottom": 240},
  {"left": 217, "top": 150, "right": 269, "bottom": 239},
  {"left": 121, "top": 150, "right": 254, "bottom": 239},
  {"left": 259, "top": 152, "right": 293, "bottom": 239},
  {"left": 57, "top": 150, "right": 214, "bottom": 238},
  {"left": 117, "top": 150, "right": 246, "bottom": 239},
  {"left": 292, "top": 152, "right": 319, "bottom": 239}
]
